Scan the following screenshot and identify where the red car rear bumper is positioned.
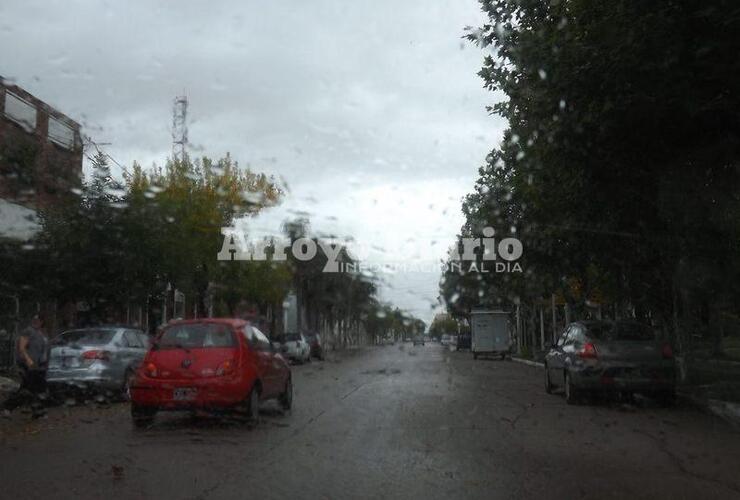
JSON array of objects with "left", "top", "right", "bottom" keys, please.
[{"left": 130, "top": 377, "right": 248, "bottom": 410}]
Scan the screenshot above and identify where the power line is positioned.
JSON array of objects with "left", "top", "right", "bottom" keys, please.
[{"left": 82, "top": 136, "right": 129, "bottom": 177}]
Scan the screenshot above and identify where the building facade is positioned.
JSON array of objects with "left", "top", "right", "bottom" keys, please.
[{"left": 0, "top": 76, "right": 83, "bottom": 210}]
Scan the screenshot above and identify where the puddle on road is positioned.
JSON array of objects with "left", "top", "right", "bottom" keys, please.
[{"left": 361, "top": 368, "right": 402, "bottom": 376}]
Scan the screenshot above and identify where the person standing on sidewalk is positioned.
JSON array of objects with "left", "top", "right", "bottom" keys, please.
[{"left": 2, "top": 316, "right": 50, "bottom": 417}]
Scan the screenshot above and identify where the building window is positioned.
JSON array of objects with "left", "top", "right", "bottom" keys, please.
[
  {"left": 48, "top": 115, "right": 75, "bottom": 149},
  {"left": 3, "top": 91, "right": 37, "bottom": 132}
]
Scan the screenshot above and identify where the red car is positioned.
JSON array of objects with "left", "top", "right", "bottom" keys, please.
[{"left": 129, "top": 318, "right": 292, "bottom": 427}]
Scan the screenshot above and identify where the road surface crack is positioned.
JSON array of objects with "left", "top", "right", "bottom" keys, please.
[{"left": 633, "top": 429, "right": 740, "bottom": 494}]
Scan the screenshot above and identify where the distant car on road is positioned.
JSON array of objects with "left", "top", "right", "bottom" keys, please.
[
  {"left": 305, "top": 331, "right": 324, "bottom": 360},
  {"left": 412, "top": 335, "right": 425, "bottom": 346},
  {"left": 47, "top": 326, "right": 149, "bottom": 398},
  {"left": 544, "top": 320, "right": 676, "bottom": 405},
  {"left": 274, "top": 332, "right": 311, "bottom": 364},
  {"left": 130, "top": 318, "right": 292, "bottom": 427},
  {"left": 440, "top": 334, "right": 451, "bottom": 346},
  {"left": 456, "top": 333, "right": 471, "bottom": 351}
]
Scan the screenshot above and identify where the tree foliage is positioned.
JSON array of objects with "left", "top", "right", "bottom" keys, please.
[{"left": 444, "top": 0, "right": 740, "bottom": 352}]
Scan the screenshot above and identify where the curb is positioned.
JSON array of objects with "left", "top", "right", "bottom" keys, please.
[
  {"left": 508, "top": 359, "right": 740, "bottom": 427},
  {"left": 677, "top": 391, "right": 740, "bottom": 428},
  {"left": 511, "top": 357, "right": 544, "bottom": 368}
]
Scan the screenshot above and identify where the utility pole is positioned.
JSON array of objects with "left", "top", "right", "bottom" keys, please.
[
  {"left": 540, "top": 306, "right": 545, "bottom": 348},
  {"left": 551, "top": 293, "right": 557, "bottom": 343}
]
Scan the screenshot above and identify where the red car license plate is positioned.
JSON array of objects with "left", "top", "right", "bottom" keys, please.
[{"left": 173, "top": 388, "right": 197, "bottom": 401}]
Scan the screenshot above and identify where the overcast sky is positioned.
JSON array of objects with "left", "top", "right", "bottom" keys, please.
[{"left": 1, "top": 0, "right": 506, "bottom": 324}]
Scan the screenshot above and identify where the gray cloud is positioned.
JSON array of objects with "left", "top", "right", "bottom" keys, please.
[{"left": 1, "top": 0, "right": 506, "bottom": 322}]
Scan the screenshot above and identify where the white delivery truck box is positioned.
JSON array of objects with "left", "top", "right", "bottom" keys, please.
[{"left": 470, "top": 309, "right": 510, "bottom": 360}]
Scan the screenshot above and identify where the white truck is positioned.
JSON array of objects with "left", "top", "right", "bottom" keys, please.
[{"left": 470, "top": 309, "right": 511, "bottom": 360}]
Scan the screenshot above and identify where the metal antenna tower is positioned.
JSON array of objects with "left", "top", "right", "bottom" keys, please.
[{"left": 172, "top": 95, "right": 188, "bottom": 162}]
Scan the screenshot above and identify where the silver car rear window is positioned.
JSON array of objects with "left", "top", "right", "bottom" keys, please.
[{"left": 53, "top": 329, "right": 116, "bottom": 346}]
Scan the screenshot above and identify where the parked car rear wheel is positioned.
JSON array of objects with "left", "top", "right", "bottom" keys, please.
[
  {"left": 131, "top": 404, "right": 156, "bottom": 428},
  {"left": 656, "top": 390, "right": 676, "bottom": 408},
  {"left": 544, "top": 365, "right": 553, "bottom": 394},
  {"left": 121, "top": 368, "right": 135, "bottom": 401},
  {"left": 564, "top": 372, "right": 579, "bottom": 405},
  {"left": 246, "top": 386, "right": 260, "bottom": 423},
  {"left": 279, "top": 377, "right": 293, "bottom": 411}
]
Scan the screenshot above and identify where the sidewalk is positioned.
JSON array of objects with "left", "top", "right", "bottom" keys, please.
[{"left": 0, "top": 375, "right": 20, "bottom": 394}]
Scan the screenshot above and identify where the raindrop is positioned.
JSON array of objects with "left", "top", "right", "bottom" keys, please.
[{"left": 538, "top": 69, "right": 547, "bottom": 80}]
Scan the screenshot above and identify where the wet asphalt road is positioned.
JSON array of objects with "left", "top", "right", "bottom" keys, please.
[{"left": 2, "top": 343, "right": 740, "bottom": 499}]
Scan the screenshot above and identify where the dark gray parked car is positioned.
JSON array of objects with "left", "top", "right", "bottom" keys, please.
[
  {"left": 544, "top": 320, "right": 676, "bottom": 405},
  {"left": 47, "top": 327, "right": 150, "bottom": 397}
]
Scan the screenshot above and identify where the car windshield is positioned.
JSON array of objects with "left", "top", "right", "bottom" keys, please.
[
  {"left": 159, "top": 324, "right": 235, "bottom": 349},
  {"left": 52, "top": 329, "right": 115, "bottom": 346},
  {"left": 285, "top": 333, "right": 301, "bottom": 342}
]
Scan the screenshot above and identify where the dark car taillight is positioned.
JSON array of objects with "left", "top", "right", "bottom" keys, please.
[
  {"left": 662, "top": 343, "right": 674, "bottom": 359},
  {"left": 577, "top": 342, "right": 598, "bottom": 359},
  {"left": 81, "top": 350, "right": 111, "bottom": 362}
]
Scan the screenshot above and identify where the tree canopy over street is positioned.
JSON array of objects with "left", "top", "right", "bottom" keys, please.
[{"left": 442, "top": 0, "right": 740, "bottom": 357}]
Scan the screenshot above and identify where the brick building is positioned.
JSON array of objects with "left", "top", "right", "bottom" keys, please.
[
  {"left": 0, "top": 76, "right": 83, "bottom": 211},
  {"left": 0, "top": 77, "right": 84, "bottom": 358}
]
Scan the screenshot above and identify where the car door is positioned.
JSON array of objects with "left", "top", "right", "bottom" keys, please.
[
  {"left": 248, "top": 326, "right": 277, "bottom": 397},
  {"left": 126, "top": 329, "right": 148, "bottom": 367},
  {"left": 118, "top": 330, "right": 142, "bottom": 379},
  {"left": 254, "top": 327, "right": 285, "bottom": 396},
  {"left": 561, "top": 325, "right": 582, "bottom": 377},
  {"left": 547, "top": 325, "right": 572, "bottom": 386}
]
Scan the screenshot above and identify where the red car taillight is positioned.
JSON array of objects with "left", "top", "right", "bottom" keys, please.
[
  {"left": 216, "top": 359, "right": 235, "bottom": 376},
  {"left": 81, "top": 350, "right": 111, "bottom": 361},
  {"left": 662, "top": 343, "right": 674, "bottom": 359},
  {"left": 143, "top": 362, "right": 158, "bottom": 378},
  {"left": 577, "top": 342, "right": 598, "bottom": 359}
]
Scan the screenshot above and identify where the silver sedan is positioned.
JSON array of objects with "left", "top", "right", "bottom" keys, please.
[{"left": 47, "top": 327, "right": 150, "bottom": 397}]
